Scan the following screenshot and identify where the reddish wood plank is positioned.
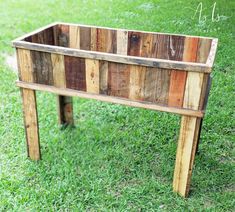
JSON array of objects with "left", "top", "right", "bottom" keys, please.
[
  {"left": 65, "top": 56, "right": 86, "bottom": 91},
  {"left": 128, "top": 31, "right": 142, "bottom": 56},
  {"left": 108, "top": 62, "right": 130, "bottom": 98}
]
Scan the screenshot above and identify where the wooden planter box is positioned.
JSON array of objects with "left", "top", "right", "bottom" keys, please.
[{"left": 13, "top": 22, "right": 218, "bottom": 197}]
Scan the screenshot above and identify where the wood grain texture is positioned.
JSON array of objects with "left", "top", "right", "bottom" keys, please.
[
  {"left": 173, "top": 116, "right": 201, "bottom": 197},
  {"left": 152, "top": 34, "right": 170, "bottom": 59},
  {"left": 99, "top": 61, "right": 109, "bottom": 94},
  {"left": 129, "top": 65, "right": 146, "bottom": 101},
  {"left": 51, "top": 54, "right": 66, "bottom": 88},
  {"left": 196, "top": 38, "right": 212, "bottom": 63},
  {"left": 80, "top": 26, "right": 91, "bottom": 50},
  {"left": 168, "top": 36, "right": 186, "bottom": 107},
  {"left": 108, "top": 62, "right": 130, "bottom": 98},
  {"left": 17, "top": 49, "right": 33, "bottom": 82},
  {"left": 128, "top": 31, "right": 142, "bottom": 56},
  {"left": 140, "top": 33, "right": 153, "bottom": 57},
  {"left": 21, "top": 88, "right": 40, "bottom": 160},
  {"left": 69, "top": 25, "right": 80, "bottom": 49},
  {"left": 57, "top": 24, "right": 69, "bottom": 47},
  {"left": 117, "top": 30, "right": 128, "bottom": 55},
  {"left": 17, "top": 81, "right": 204, "bottom": 118},
  {"left": 31, "top": 51, "right": 53, "bottom": 85},
  {"left": 96, "top": 28, "right": 117, "bottom": 53},
  {"left": 31, "top": 27, "right": 54, "bottom": 45},
  {"left": 85, "top": 59, "right": 99, "bottom": 94},
  {"left": 65, "top": 56, "right": 86, "bottom": 91}
]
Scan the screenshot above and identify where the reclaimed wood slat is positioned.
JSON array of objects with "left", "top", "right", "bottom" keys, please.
[
  {"left": 152, "top": 34, "right": 170, "bottom": 59},
  {"left": 65, "top": 56, "right": 86, "bottom": 91},
  {"left": 168, "top": 36, "right": 186, "bottom": 107},
  {"left": 99, "top": 61, "right": 109, "bottom": 94},
  {"left": 69, "top": 25, "right": 80, "bottom": 49},
  {"left": 31, "top": 51, "right": 53, "bottom": 85},
  {"left": 21, "top": 88, "right": 40, "bottom": 160},
  {"left": 51, "top": 54, "right": 66, "bottom": 88},
  {"left": 57, "top": 24, "right": 69, "bottom": 47},
  {"left": 129, "top": 65, "right": 146, "bottom": 101},
  {"left": 128, "top": 31, "right": 142, "bottom": 56},
  {"left": 16, "top": 49, "right": 33, "bottom": 82},
  {"left": 140, "top": 33, "right": 153, "bottom": 58},
  {"left": 80, "top": 26, "right": 91, "bottom": 50},
  {"left": 108, "top": 62, "right": 130, "bottom": 98},
  {"left": 173, "top": 116, "right": 201, "bottom": 197},
  {"left": 117, "top": 30, "right": 128, "bottom": 55},
  {"left": 85, "top": 59, "right": 99, "bottom": 94},
  {"left": 16, "top": 81, "right": 204, "bottom": 118}
]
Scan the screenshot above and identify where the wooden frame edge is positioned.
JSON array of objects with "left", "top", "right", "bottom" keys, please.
[
  {"left": 206, "top": 38, "right": 218, "bottom": 67},
  {"left": 13, "top": 41, "right": 211, "bottom": 73},
  {"left": 16, "top": 81, "right": 204, "bottom": 118}
]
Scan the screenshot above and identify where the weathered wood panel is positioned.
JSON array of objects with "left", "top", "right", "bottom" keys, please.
[
  {"left": 69, "top": 25, "right": 80, "bottom": 49},
  {"left": 51, "top": 53, "right": 66, "bottom": 88},
  {"left": 108, "top": 62, "right": 130, "bottom": 98},
  {"left": 168, "top": 36, "right": 186, "bottom": 107},
  {"left": 80, "top": 26, "right": 91, "bottom": 50},
  {"left": 31, "top": 27, "right": 54, "bottom": 45},
  {"left": 17, "top": 49, "right": 33, "bottom": 82},
  {"left": 99, "top": 61, "right": 109, "bottom": 94},
  {"left": 128, "top": 31, "right": 142, "bottom": 56},
  {"left": 31, "top": 51, "right": 53, "bottom": 85},
  {"left": 173, "top": 116, "right": 201, "bottom": 197},
  {"left": 85, "top": 59, "right": 99, "bottom": 94},
  {"left": 65, "top": 56, "right": 86, "bottom": 91},
  {"left": 117, "top": 30, "right": 128, "bottom": 55},
  {"left": 21, "top": 88, "right": 40, "bottom": 160}
]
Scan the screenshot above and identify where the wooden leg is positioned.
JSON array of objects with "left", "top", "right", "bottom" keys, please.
[
  {"left": 57, "top": 95, "right": 74, "bottom": 126},
  {"left": 21, "top": 88, "right": 41, "bottom": 160},
  {"left": 173, "top": 115, "right": 201, "bottom": 197}
]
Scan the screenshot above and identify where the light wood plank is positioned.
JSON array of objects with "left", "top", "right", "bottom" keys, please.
[
  {"left": 173, "top": 116, "right": 201, "bottom": 197},
  {"left": 21, "top": 88, "right": 40, "bottom": 160},
  {"left": 85, "top": 59, "right": 99, "bottom": 94},
  {"left": 117, "top": 30, "right": 128, "bottom": 55},
  {"left": 99, "top": 61, "right": 108, "bottom": 94},
  {"left": 16, "top": 81, "right": 204, "bottom": 118},
  {"left": 69, "top": 25, "right": 80, "bottom": 49},
  {"left": 17, "top": 49, "right": 33, "bottom": 82},
  {"left": 51, "top": 54, "right": 66, "bottom": 88}
]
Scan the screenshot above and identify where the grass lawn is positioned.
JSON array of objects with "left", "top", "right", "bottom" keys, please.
[{"left": 0, "top": 0, "right": 234, "bottom": 210}]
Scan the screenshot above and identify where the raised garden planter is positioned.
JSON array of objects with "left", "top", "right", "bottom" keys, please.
[{"left": 13, "top": 22, "right": 218, "bottom": 197}]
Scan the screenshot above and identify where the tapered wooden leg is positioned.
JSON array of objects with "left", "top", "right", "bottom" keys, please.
[
  {"left": 21, "top": 88, "right": 41, "bottom": 160},
  {"left": 173, "top": 115, "right": 201, "bottom": 197},
  {"left": 57, "top": 95, "right": 74, "bottom": 126}
]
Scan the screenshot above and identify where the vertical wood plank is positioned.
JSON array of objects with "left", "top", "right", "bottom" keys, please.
[
  {"left": 16, "top": 49, "right": 33, "bottom": 82},
  {"left": 90, "top": 28, "right": 97, "bottom": 51},
  {"left": 51, "top": 53, "right": 73, "bottom": 125},
  {"left": 80, "top": 26, "right": 91, "bottom": 50},
  {"left": 65, "top": 56, "right": 86, "bottom": 91},
  {"left": 168, "top": 36, "right": 186, "bottom": 107},
  {"left": 140, "top": 33, "right": 153, "bottom": 57},
  {"left": 51, "top": 54, "right": 66, "bottom": 88},
  {"left": 108, "top": 62, "right": 130, "bottom": 98},
  {"left": 129, "top": 65, "right": 146, "bottom": 101},
  {"left": 57, "top": 25, "right": 69, "bottom": 47},
  {"left": 31, "top": 51, "right": 53, "bottom": 85},
  {"left": 69, "top": 25, "right": 80, "bottom": 49},
  {"left": 152, "top": 34, "right": 170, "bottom": 59},
  {"left": 85, "top": 59, "right": 100, "bottom": 94},
  {"left": 155, "top": 69, "right": 171, "bottom": 105},
  {"left": 128, "top": 31, "right": 142, "bottom": 56},
  {"left": 99, "top": 61, "right": 109, "bottom": 94},
  {"left": 173, "top": 116, "right": 201, "bottom": 197},
  {"left": 21, "top": 88, "right": 40, "bottom": 160},
  {"left": 196, "top": 39, "right": 212, "bottom": 63},
  {"left": 17, "top": 48, "right": 40, "bottom": 160},
  {"left": 117, "top": 30, "right": 128, "bottom": 55}
]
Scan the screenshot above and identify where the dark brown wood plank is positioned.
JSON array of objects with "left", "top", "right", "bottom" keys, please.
[
  {"left": 56, "top": 24, "right": 69, "bottom": 47},
  {"left": 128, "top": 31, "right": 142, "bottom": 56},
  {"left": 152, "top": 34, "right": 170, "bottom": 59},
  {"left": 140, "top": 33, "right": 153, "bottom": 58},
  {"left": 31, "top": 51, "right": 53, "bottom": 85},
  {"left": 64, "top": 56, "right": 86, "bottom": 91},
  {"left": 80, "top": 26, "right": 91, "bottom": 50},
  {"left": 108, "top": 62, "right": 130, "bottom": 98}
]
